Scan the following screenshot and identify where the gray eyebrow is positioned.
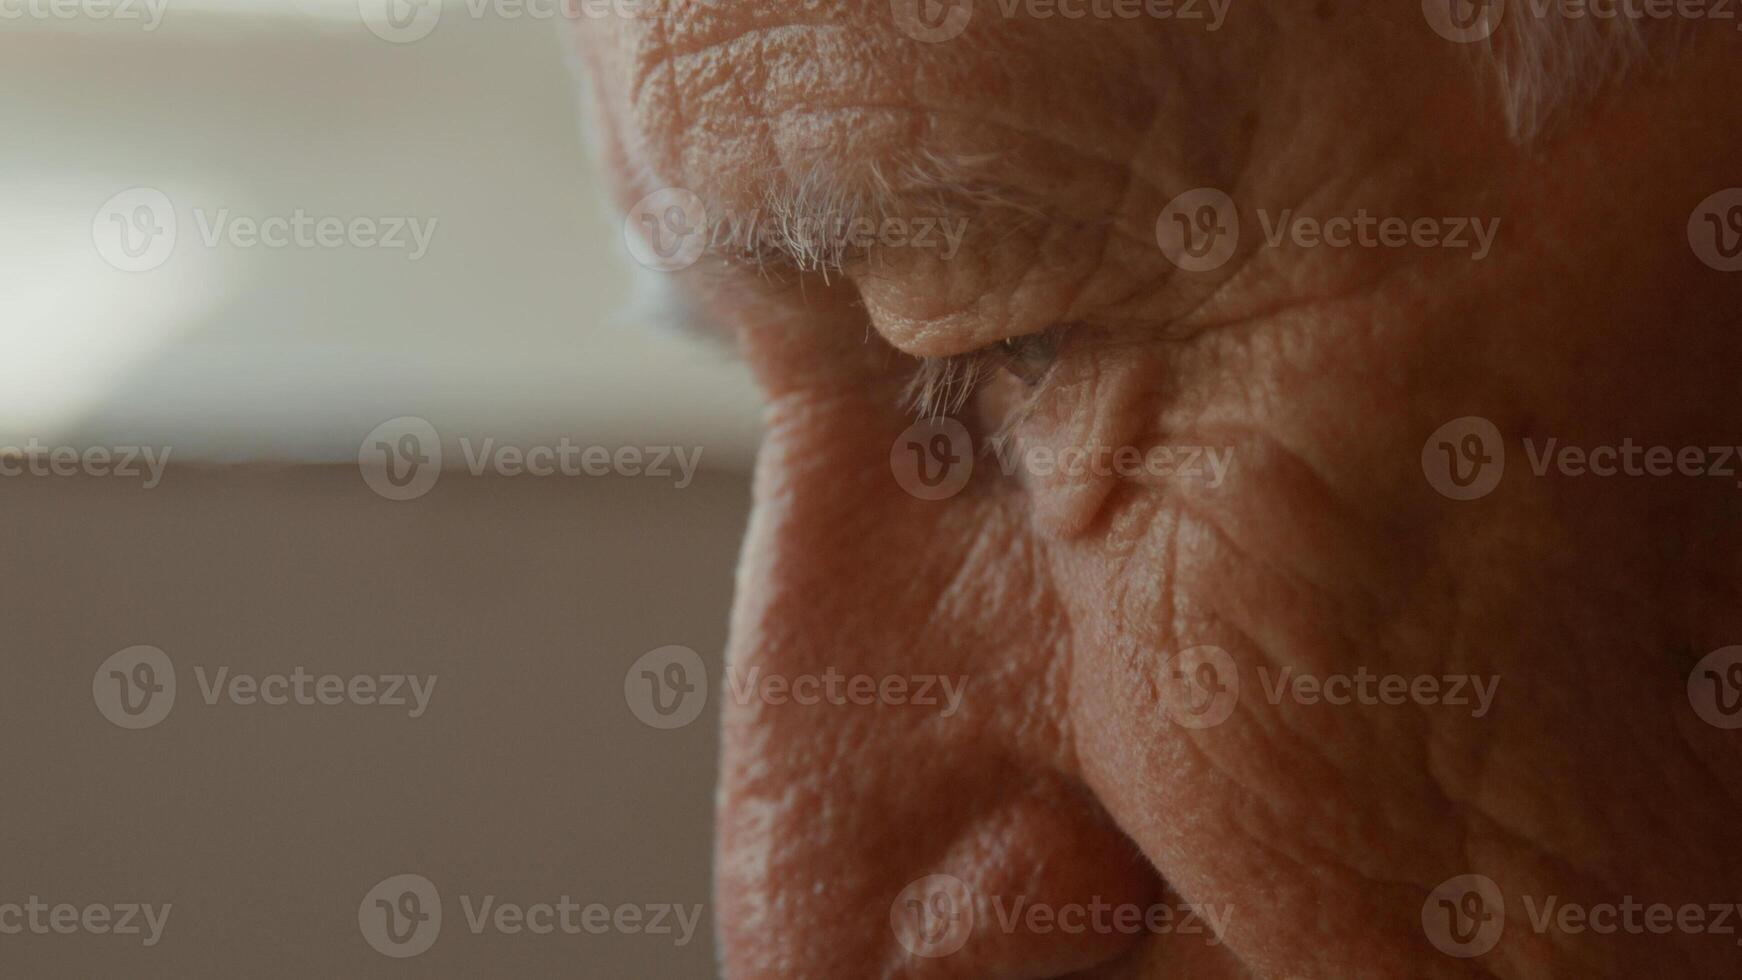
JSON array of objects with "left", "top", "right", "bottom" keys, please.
[{"left": 698, "top": 148, "right": 1044, "bottom": 277}]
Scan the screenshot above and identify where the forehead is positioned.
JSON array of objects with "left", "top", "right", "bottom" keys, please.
[
  {"left": 572, "top": 1, "right": 1190, "bottom": 218},
  {"left": 570, "top": 2, "right": 1288, "bottom": 357}
]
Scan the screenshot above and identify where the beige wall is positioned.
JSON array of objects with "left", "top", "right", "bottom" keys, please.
[{"left": 0, "top": 465, "right": 749, "bottom": 977}]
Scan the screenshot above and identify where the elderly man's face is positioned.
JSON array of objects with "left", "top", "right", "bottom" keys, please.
[{"left": 576, "top": 3, "right": 1742, "bottom": 976}]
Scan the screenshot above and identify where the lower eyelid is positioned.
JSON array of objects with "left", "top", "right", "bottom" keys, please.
[
  {"left": 904, "top": 325, "right": 1077, "bottom": 422},
  {"left": 904, "top": 351, "right": 995, "bottom": 419}
]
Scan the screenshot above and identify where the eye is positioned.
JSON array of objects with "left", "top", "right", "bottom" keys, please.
[
  {"left": 904, "top": 328, "right": 1065, "bottom": 419},
  {"left": 996, "top": 330, "right": 1059, "bottom": 388}
]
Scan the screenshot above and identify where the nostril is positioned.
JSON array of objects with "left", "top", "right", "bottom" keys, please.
[{"left": 887, "top": 780, "right": 1164, "bottom": 979}]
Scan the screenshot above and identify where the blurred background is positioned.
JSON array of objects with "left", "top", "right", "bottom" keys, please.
[{"left": 0, "top": 2, "right": 759, "bottom": 976}]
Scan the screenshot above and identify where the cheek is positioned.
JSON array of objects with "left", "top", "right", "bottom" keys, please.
[
  {"left": 719, "top": 399, "right": 1167, "bottom": 977},
  {"left": 1045, "top": 411, "right": 1484, "bottom": 976},
  {"left": 1054, "top": 498, "right": 1252, "bottom": 868}
]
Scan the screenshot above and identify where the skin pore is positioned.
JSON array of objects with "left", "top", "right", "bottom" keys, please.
[{"left": 575, "top": 3, "right": 1742, "bottom": 976}]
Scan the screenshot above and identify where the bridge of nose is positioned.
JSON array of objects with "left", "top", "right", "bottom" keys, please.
[{"left": 715, "top": 411, "right": 1163, "bottom": 977}]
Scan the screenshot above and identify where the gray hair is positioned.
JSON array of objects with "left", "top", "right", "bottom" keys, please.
[{"left": 1489, "top": 9, "right": 1654, "bottom": 140}]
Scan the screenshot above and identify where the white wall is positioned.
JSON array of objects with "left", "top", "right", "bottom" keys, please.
[{"left": 0, "top": 0, "right": 763, "bottom": 467}]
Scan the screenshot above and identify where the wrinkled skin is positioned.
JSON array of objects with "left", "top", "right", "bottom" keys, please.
[{"left": 573, "top": 3, "right": 1742, "bottom": 976}]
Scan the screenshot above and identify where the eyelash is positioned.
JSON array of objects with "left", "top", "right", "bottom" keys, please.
[{"left": 903, "top": 328, "right": 1063, "bottom": 421}]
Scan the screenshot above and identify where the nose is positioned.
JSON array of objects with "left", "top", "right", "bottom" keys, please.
[{"left": 714, "top": 398, "right": 1160, "bottom": 978}]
